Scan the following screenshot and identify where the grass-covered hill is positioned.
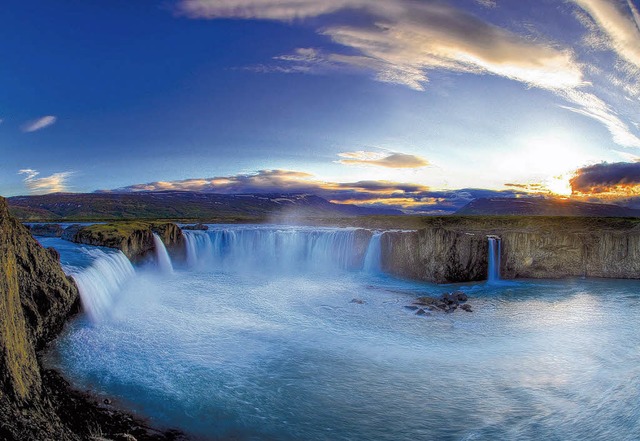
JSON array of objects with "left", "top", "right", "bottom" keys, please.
[{"left": 7, "top": 191, "right": 401, "bottom": 221}]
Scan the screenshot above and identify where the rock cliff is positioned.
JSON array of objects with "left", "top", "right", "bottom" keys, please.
[
  {"left": 0, "top": 196, "right": 79, "bottom": 439},
  {"left": 69, "top": 222, "right": 186, "bottom": 262},
  {"left": 381, "top": 217, "right": 640, "bottom": 283},
  {"left": 0, "top": 198, "right": 183, "bottom": 440},
  {"left": 382, "top": 228, "right": 488, "bottom": 283}
]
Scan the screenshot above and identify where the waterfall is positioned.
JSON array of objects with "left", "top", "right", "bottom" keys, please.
[
  {"left": 153, "top": 233, "right": 174, "bottom": 273},
  {"left": 487, "top": 236, "right": 501, "bottom": 283},
  {"left": 184, "top": 231, "right": 213, "bottom": 267},
  {"left": 184, "top": 226, "right": 362, "bottom": 272},
  {"left": 69, "top": 248, "right": 135, "bottom": 322},
  {"left": 363, "top": 232, "right": 383, "bottom": 274}
]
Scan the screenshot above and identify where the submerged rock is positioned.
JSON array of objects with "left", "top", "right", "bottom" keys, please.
[
  {"left": 350, "top": 298, "right": 366, "bottom": 304},
  {"left": 410, "top": 291, "right": 471, "bottom": 315}
]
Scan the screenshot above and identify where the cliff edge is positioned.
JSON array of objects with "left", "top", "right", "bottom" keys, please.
[
  {"left": 0, "top": 196, "right": 80, "bottom": 439},
  {"left": 0, "top": 197, "right": 184, "bottom": 440}
]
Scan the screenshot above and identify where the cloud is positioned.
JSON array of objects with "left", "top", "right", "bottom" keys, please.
[
  {"left": 176, "top": 0, "right": 367, "bottom": 20},
  {"left": 111, "top": 169, "right": 526, "bottom": 213},
  {"left": 559, "top": 88, "right": 640, "bottom": 148},
  {"left": 19, "top": 168, "right": 72, "bottom": 194},
  {"left": 475, "top": 0, "right": 497, "bottom": 7},
  {"left": 572, "top": 0, "right": 640, "bottom": 71},
  {"left": 21, "top": 115, "right": 57, "bottom": 133},
  {"left": 337, "top": 151, "right": 429, "bottom": 168},
  {"left": 570, "top": 162, "right": 640, "bottom": 196},
  {"left": 177, "top": 0, "right": 640, "bottom": 148}
]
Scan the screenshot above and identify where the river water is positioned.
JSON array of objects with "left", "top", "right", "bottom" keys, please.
[{"left": 39, "top": 226, "right": 640, "bottom": 440}]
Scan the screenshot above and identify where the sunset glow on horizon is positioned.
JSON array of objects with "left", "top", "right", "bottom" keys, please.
[{"left": 1, "top": 0, "right": 639, "bottom": 213}]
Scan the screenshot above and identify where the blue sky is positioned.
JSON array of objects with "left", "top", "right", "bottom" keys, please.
[{"left": 1, "top": 0, "right": 639, "bottom": 212}]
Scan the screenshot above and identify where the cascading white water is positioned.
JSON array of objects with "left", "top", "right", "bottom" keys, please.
[
  {"left": 184, "top": 231, "right": 213, "bottom": 268},
  {"left": 363, "top": 232, "right": 383, "bottom": 273},
  {"left": 68, "top": 248, "right": 135, "bottom": 322},
  {"left": 153, "top": 233, "right": 173, "bottom": 273},
  {"left": 487, "top": 236, "right": 501, "bottom": 283},
  {"left": 183, "top": 226, "right": 363, "bottom": 272}
]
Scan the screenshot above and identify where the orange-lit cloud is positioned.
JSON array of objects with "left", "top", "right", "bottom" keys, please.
[
  {"left": 113, "top": 169, "right": 527, "bottom": 214},
  {"left": 337, "top": 151, "right": 429, "bottom": 168},
  {"left": 570, "top": 162, "right": 640, "bottom": 196}
]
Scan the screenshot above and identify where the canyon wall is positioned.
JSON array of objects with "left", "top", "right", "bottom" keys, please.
[{"left": 381, "top": 217, "right": 640, "bottom": 283}]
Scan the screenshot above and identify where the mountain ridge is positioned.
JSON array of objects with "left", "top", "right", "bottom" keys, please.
[{"left": 456, "top": 197, "right": 640, "bottom": 217}]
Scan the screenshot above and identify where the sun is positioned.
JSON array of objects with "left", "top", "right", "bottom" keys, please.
[{"left": 545, "top": 175, "right": 573, "bottom": 196}]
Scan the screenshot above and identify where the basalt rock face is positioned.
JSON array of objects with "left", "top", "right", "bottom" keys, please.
[
  {"left": 500, "top": 230, "right": 640, "bottom": 279},
  {"left": 381, "top": 217, "right": 640, "bottom": 283},
  {"left": 382, "top": 228, "right": 488, "bottom": 283},
  {"left": 351, "top": 229, "right": 373, "bottom": 269},
  {"left": 0, "top": 196, "right": 80, "bottom": 440},
  {"left": 71, "top": 222, "right": 186, "bottom": 262}
]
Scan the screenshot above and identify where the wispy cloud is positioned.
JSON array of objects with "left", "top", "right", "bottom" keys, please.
[
  {"left": 572, "top": 0, "right": 640, "bottom": 71},
  {"left": 475, "top": 0, "right": 497, "bottom": 8},
  {"left": 177, "top": 0, "right": 366, "bottom": 20},
  {"left": 19, "top": 168, "right": 72, "bottom": 194},
  {"left": 337, "top": 151, "right": 429, "bottom": 168},
  {"left": 177, "top": 0, "right": 640, "bottom": 148},
  {"left": 21, "top": 115, "right": 57, "bottom": 133}
]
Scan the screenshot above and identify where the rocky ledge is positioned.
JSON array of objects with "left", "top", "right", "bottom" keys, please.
[
  {"left": 67, "top": 222, "right": 186, "bottom": 262},
  {"left": 0, "top": 197, "right": 185, "bottom": 440}
]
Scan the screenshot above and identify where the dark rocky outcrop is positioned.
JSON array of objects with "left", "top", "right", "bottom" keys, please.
[
  {"left": 27, "top": 223, "right": 65, "bottom": 237},
  {"left": 181, "top": 223, "right": 208, "bottom": 231},
  {"left": 412, "top": 291, "right": 471, "bottom": 314},
  {"left": 70, "top": 222, "right": 186, "bottom": 263},
  {"left": 0, "top": 197, "right": 185, "bottom": 440},
  {"left": 61, "top": 224, "right": 83, "bottom": 241}
]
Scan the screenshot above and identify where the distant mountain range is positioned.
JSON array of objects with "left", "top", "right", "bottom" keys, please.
[
  {"left": 456, "top": 197, "right": 640, "bottom": 217},
  {"left": 7, "top": 191, "right": 402, "bottom": 221}
]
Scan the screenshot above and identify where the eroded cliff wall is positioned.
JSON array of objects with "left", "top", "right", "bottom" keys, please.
[
  {"left": 381, "top": 217, "right": 640, "bottom": 283},
  {"left": 0, "top": 197, "right": 80, "bottom": 440}
]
